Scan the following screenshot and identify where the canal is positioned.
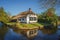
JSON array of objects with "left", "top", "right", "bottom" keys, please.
[{"left": 4, "top": 26, "right": 60, "bottom": 40}]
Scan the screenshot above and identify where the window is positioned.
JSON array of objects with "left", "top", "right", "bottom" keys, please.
[
  {"left": 34, "top": 30, "right": 37, "bottom": 33},
  {"left": 19, "top": 18, "right": 25, "bottom": 21},
  {"left": 22, "top": 18, "right": 24, "bottom": 21},
  {"left": 29, "top": 17, "right": 37, "bottom": 21},
  {"left": 29, "top": 17, "right": 33, "bottom": 21},
  {"left": 29, "top": 30, "right": 33, "bottom": 35},
  {"left": 34, "top": 17, "right": 37, "bottom": 21}
]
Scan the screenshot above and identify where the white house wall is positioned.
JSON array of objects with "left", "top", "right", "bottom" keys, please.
[
  {"left": 29, "top": 21, "right": 37, "bottom": 23},
  {"left": 26, "top": 14, "right": 30, "bottom": 23},
  {"left": 29, "top": 15, "right": 37, "bottom": 17},
  {"left": 26, "top": 14, "right": 37, "bottom": 24},
  {"left": 18, "top": 14, "right": 37, "bottom": 23}
]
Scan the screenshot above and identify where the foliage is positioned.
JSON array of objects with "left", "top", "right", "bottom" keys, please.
[
  {"left": 0, "top": 7, "right": 10, "bottom": 23},
  {"left": 38, "top": 8, "right": 58, "bottom": 25}
]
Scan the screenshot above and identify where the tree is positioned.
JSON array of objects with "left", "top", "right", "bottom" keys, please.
[
  {"left": 38, "top": 8, "right": 58, "bottom": 25},
  {"left": 38, "top": 0, "right": 59, "bottom": 27},
  {"left": 0, "top": 7, "right": 10, "bottom": 23}
]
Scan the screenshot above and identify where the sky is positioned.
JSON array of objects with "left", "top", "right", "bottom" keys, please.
[{"left": 0, "top": 0, "right": 60, "bottom": 16}]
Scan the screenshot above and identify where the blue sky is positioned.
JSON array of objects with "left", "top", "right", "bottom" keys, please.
[{"left": 0, "top": 0, "right": 60, "bottom": 16}]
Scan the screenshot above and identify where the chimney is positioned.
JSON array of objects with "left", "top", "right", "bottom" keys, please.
[{"left": 29, "top": 8, "right": 32, "bottom": 12}]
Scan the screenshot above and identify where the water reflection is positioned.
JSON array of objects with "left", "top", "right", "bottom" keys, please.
[
  {"left": 4, "top": 26, "right": 60, "bottom": 40},
  {"left": 4, "top": 29, "right": 27, "bottom": 40},
  {"left": 33, "top": 30, "right": 59, "bottom": 40}
]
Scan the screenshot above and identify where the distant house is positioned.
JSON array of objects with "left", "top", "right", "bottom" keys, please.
[{"left": 11, "top": 8, "right": 37, "bottom": 23}]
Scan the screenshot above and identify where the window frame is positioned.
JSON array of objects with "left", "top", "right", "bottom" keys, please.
[{"left": 29, "top": 17, "right": 37, "bottom": 21}]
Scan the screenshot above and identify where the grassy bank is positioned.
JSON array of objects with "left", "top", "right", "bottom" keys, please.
[
  {"left": 7, "top": 22, "right": 44, "bottom": 29},
  {"left": 16, "top": 22, "right": 43, "bottom": 29}
]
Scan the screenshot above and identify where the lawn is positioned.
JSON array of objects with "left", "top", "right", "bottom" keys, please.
[
  {"left": 16, "top": 22, "right": 43, "bottom": 29},
  {"left": 7, "top": 22, "right": 43, "bottom": 29}
]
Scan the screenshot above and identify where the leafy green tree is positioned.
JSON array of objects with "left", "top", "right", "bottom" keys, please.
[
  {"left": 0, "top": 7, "right": 10, "bottom": 23},
  {"left": 38, "top": 8, "right": 58, "bottom": 25}
]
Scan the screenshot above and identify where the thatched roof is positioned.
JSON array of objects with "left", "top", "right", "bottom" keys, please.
[{"left": 12, "top": 8, "right": 36, "bottom": 19}]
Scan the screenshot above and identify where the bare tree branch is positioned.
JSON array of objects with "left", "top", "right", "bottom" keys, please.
[{"left": 38, "top": 0, "right": 60, "bottom": 9}]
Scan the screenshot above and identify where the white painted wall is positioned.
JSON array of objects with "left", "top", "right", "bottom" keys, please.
[
  {"left": 18, "top": 14, "right": 37, "bottom": 23},
  {"left": 27, "top": 31, "right": 30, "bottom": 37},
  {"left": 29, "top": 14, "right": 37, "bottom": 23},
  {"left": 29, "top": 21, "right": 37, "bottom": 23},
  {"left": 26, "top": 14, "right": 30, "bottom": 23},
  {"left": 29, "top": 15, "right": 37, "bottom": 17},
  {"left": 26, "top": 14, "right": 37, "bottom": 24}
]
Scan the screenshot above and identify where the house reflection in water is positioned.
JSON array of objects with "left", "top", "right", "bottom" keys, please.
[{"left": 18, "top": 27, "right": 38, "bottom": 38}]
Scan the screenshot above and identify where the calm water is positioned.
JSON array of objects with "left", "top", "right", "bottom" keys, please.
[{"left": 4, "top": 26, "right": 60, "bottom": 40}]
